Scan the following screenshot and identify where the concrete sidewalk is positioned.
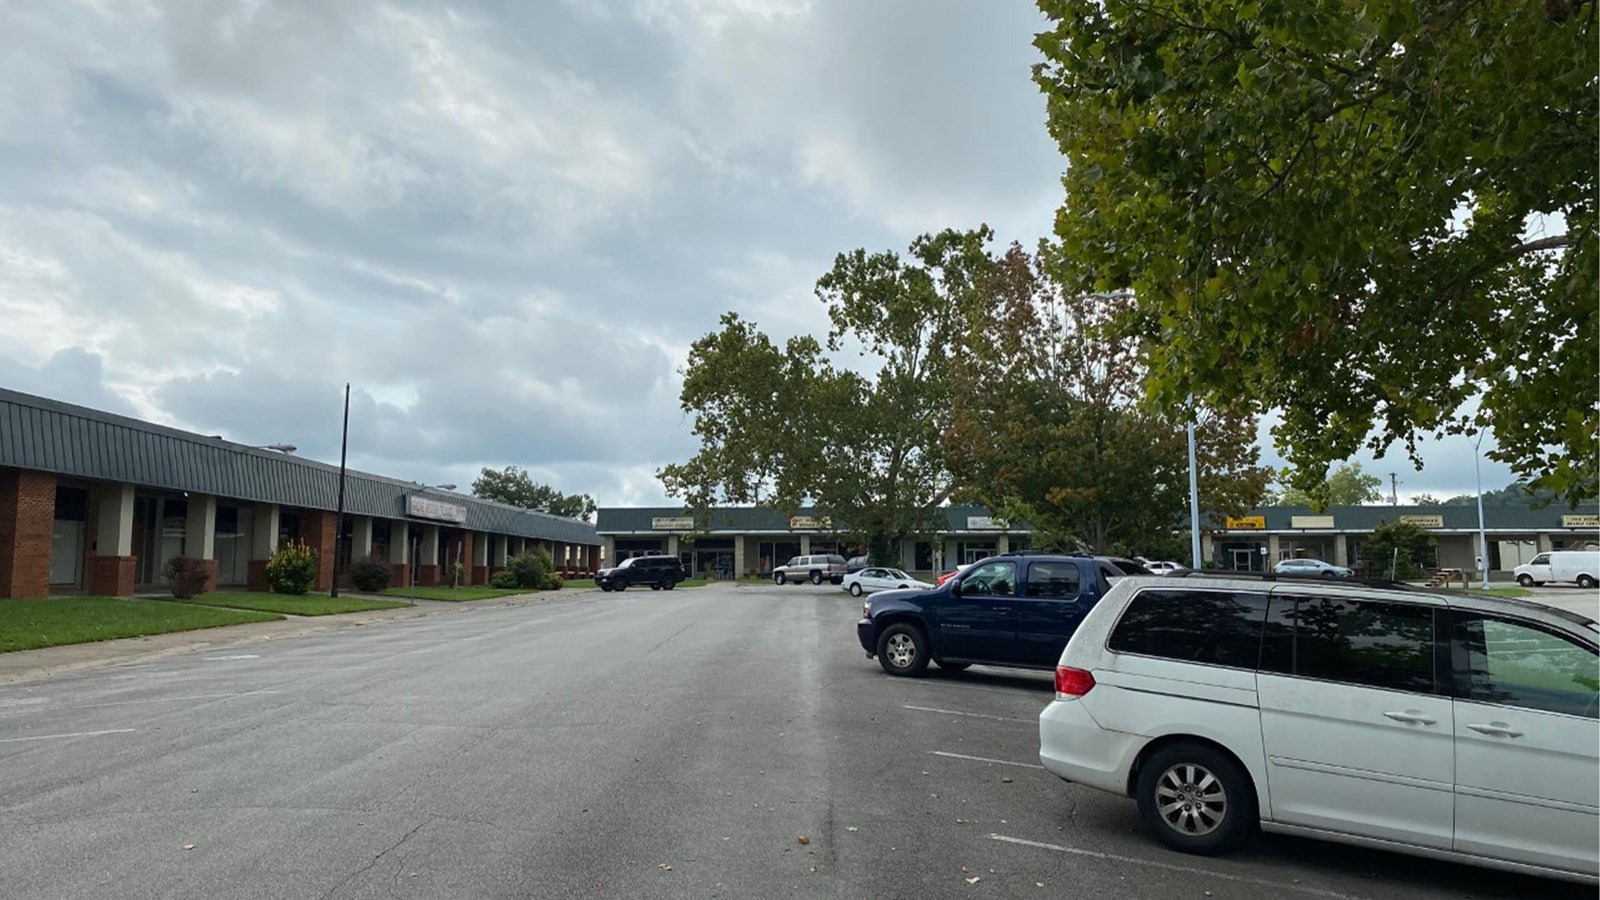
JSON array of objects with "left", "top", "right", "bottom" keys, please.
[{"left": 0, "top": 589, "right": 591, "bottom": 687}]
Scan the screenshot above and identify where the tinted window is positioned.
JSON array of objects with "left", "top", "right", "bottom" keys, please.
[
  {"left": 959, "top": 561, "right": 1016, "bottom": 597},
  {"left": 1261, "top": 595, "right": 1436, "bottom": 693},
  {"left": 1108, "top": 589, "right": 1267, "bottom": 669},
  {"left": 1025, "top": 562, "right": 1081, "bottom": 599},
  {"left": 1455, "top": 616, "right": 1598, "bottom": 718},
  {"left": 1529, "top": 554, "right": 1550, "bottom": 565}
]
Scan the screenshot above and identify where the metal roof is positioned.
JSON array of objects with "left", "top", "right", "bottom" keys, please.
[
  {"left": 595, "top": 503, "right": 1029, "bottom": 535},
  {"left": 0, "top": 388, "right": 599, "bottom": 545}
]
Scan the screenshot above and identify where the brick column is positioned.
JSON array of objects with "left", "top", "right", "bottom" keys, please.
[
  {"left": 417, "top": 525, "right": 440, "bottom": 586},
  {"left": 458, "top": 530, "right": 475, "bottom": 585},
  {"left": 0, "top": 468, "right": 56, "bottom": 598},
  {"left": 301, "top": 509, "right": 337, "bottom": 592},
  {"left": 246, "top": 503, "right": 280, "bottom": 591},
  {"left": 390, "top": 523, "right": 411, "bottom": 587},
  {"left": 588, "top": 544, "right": 600, "bottom": 574},
  {"left": 471, "top": 531, "right": 489, "bottom": 585},
  {"left": 85, "top": 482, "right": 135, "bottom": 597},
  {"left": 183, "top": 493, "right": 218, "bottom": 594}
]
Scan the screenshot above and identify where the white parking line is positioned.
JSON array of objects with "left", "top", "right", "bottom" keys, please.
[
  {"left": 0, "top": 729, "right": 136, "bottom": 744},
  {"left": 203, "top": 654, "right": 261, "bottom": 661},
  {"left": 929, "top": 750, "right": 1045, "bottom": 770},
  {"left": 71, "top": 690, "right": 280, "bottom": 709},
  {"left": 903, "top": 705, "right": 1028, "bottom": 722},
  {"left": 988, "top": 835, "right": 1370, "bottom": 900}
]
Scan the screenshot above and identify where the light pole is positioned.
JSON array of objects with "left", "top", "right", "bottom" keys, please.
[
  {"left": 1472, "top": 428, "right": 1490, "bottom": 589},
  {"left": 1186, "top": 396, "right": 1202, "bottom": 570},
  {"left": 330, "top": 384, "right": 350, "bottom": 598}
]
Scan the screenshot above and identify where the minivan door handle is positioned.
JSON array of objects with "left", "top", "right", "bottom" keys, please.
[
  {"left": 1465, "top": 722, "right": 1524, "bottom": 738},
  {"left": 1382, "top": 710, "right": 1438, "bottom": 726}
]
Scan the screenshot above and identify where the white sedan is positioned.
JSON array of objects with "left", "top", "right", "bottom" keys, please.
[{"left": 842, "top": 566, "right": 931, "bottom": 597}]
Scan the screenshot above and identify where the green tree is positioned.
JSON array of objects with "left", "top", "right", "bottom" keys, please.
[
  {"left": 1033, "top": 0, "right": 1597, "bottom": 505},
  {"left": 1443, "top": 479, "right": 1558, "bottom": 507},
  {"left": 1363, "top": 520, "right": 1439, "bottom": 580},
  {"left": 1277, "top": 462, "right": 1384, "bottom": 507},
  {"left": 945, "top": 246, "right": 1273, "bottom": 554},
  {"left": 1409, "top": 493, "right": 1443, "bottom": 506},
  {"left": 471, "top": 466, "right": 596, "bottom": 522},
  {"left": 660, "top": 228, "right": 996, "bottom": 562}
]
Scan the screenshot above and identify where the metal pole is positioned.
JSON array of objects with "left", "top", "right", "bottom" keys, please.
[
  {"left": 1474, "top": 430, "right": 1489, "bottom": 590},
  {"left": 330, "top": 383, "right": 350, "bottom": 597},
  {"left": 1186, "top": 397, "right": 1202, "bottom": 569}
]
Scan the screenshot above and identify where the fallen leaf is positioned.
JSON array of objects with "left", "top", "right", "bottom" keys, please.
[
  {"left": 966, "top": 876, "right": 981, "bottom": 884},
  {"left": 1203, "top": 892, "right": 1212, "bottom": 897},
  {"left": 845, "top": 826, "right": 859, "bottom": 832},
  {"left": 658, "top": 863, "right": 673, "bottom": 871},
  {"left": 1036, "top": 883, "right": 1045, "bottom": 888},
  {"left": 797, "top": 836, "right": 811, "bottom": 845},
  {"left": 1002, "top": 777, "right": 1013, "bottom": 784},
  {"left": 182, "top": 844, "right": 195, "bottom": 851}
]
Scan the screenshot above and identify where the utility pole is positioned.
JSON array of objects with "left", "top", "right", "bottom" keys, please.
[
  {"left": 330, "top": 383, "right": 350, "bottom": 598},
  {"left": 1389, "top": 472, "right": 1399, "bottom": 506}
]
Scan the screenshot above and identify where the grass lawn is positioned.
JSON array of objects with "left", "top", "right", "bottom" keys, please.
[
  {"left": 1462, "top": 586, "right": 1535, "bottom": 598},
  {"left": 0, "top": 597, "right": 282, "bottom": 653},
  {"left": 175, "top": 591, "right": 413, "bottom": 616},
  {"left": 380, "top": 586, "right": 531, "bottom": 602}
]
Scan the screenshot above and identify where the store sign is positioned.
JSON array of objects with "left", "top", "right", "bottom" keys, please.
[
  {"left": 966, "top": 516, "right": 1007, "bottom": 530},
  {"left": 651, "top": 516, "right": 695, "bottom": 531},
  {"left": 1562, "top": 514, "right": 1600, "bottom": 529},
  {"left": 789, "top": 516, "right": 831, "bottom": 530},
  {"left": 1290, "top": 515, "right": 1335, "bottom": 529},
  {"left": 1225, "top": 515, "right": 1266, "bottom": 530},
  {"left": 406, "top": 494, "right": 467, "bottom": 524},
  {"left": 1399, "top": 515, "right": 1444, "bottom": 528}
]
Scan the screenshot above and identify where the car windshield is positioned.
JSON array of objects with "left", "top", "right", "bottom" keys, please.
[
  {"left": 618, "top": 558, "right": 638, "bottom": 568},
  {"left": 884, "top": 569, "right": 909, "bottom": 580}
]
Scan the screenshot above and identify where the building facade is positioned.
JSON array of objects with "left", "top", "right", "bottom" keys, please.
[
  {"left": 595, "top": 505, "right": 1031, "bottom": 579},
  {"left": 0, "top": 389, "right": 601, "bottom": 598}
]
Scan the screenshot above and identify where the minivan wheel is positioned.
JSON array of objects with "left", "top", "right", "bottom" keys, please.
[
  {"left": 876, "top": 623, "right": 929, "bottom": 677},
  {"left": 1135, "top": 743, "right": 1255, "bottom": 855},
  {"left": 810, "top": 571, "right": 824, "bottom": 585},
  {"left": 849, "top": 583, "right": 863, "bottom": 597},
  {"left": 775, "top": 572, "right": 787, "bottom": 585},
  {"left": 1517, "top": 574, "right": 1534, "bottom": 587},
  {"left": 1579, "top": 574, "right": 1597, "bottom": 590}
]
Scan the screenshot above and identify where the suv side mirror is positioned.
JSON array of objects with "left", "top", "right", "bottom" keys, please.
[{"left": 948, "top": 579, "right": 962, "bottom": 598}]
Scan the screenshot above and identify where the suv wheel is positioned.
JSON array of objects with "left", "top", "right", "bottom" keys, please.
[
  {"left": 775, "top": 572, "right": 787, "bottom": 585},
  {"left": 599, "top": 583, "right": 612, "bottom": 592},
  {"left": 1135, "top": 742, "right": 1256, "bottom": 855},
  {"left": 613, "top": 579, "right": 628, "bottom": 592},
  {"left": 662, "top": 578, "right": 677, "bottom": 591},
  {"left": 651, "top": 584, "right": 662, "bottom": 591},
  {"left": 875, "top": 623, "right": 929, "bottom": 677},
  {"left": 849, "top": 583, "right": 863, "bottom": 597},
  {"left": 810, "top": 571, "right": 823, "bottom": 585}
]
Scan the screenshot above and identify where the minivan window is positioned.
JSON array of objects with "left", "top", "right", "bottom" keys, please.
[
  {"left": 959, "top": 561, "right": 1016, "bottom": 597},
  {"left": 1454, "top": 615, "right": 1598, "bottom": 719},
  {"left": 1025, "top": 561, "right": 1080, "bottom": 600},
  {"left": 1261, "top": 596, "right": 1436, "bottom": 693},
  {"left": 1107, "top": 589, "right": 1268, "bottom": 669}
]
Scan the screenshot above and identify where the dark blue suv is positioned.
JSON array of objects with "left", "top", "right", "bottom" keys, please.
[{"left": 855, "top": 553, "right": 1145, "bottom": 676}]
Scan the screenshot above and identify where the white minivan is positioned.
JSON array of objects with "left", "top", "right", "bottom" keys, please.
[
  {"left": 1039, "top": 575, "right": 1599, "bottom": 884},
  {"left": 1514, "top": 549, "right": 1600, "bottom": 589}
]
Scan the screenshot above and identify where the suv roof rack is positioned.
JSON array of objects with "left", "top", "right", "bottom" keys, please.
[{"left": 1170, "top": 570, "right": 1417, "bottom": 591}]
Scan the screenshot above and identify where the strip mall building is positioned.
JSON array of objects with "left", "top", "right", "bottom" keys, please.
[{"left": 0, "top": 389, "right": 600, "bottom": 598}]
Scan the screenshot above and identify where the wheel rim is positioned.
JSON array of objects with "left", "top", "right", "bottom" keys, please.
[
  {"left": 811, "top": 573, "right": 822, "bottom": 584},
  {"left": 1154, "top": 763, "right": 1227, "bottom": 837},
  {"left": 885, "top": 632, "right": 917, "bottom": 669},
  {"left": 1518, "top": 575, "right": 1532, "bottom": 587},
  {"left": 850, "top": 584, "right": 861, "bottom": 596}
]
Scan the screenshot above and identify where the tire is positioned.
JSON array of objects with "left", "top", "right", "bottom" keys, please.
[
  {"left": 775, "top": 572, "right": 787, "bottom": 585},
  {"left": 599, "top": 583, "right": 612, "bottom": 592},
  {"left": 810, "top": 571, "right": 823, "bottom": 585},
  {"left": 662, "top": 578, "right": 677, "bottom": 591},
  {"left": 831, "top": 576, "right": 844, "bottom": 585},
  {"left": 896, "top": 584, "right": 908, "bottom": 590},
  {"left": 1535, "top": 581, "right": 1547, "bottom": 587},
  {"left": 651, "top": 584, "right": 662, "bottom": 591},
  {"left": 1517, "top": 574, "right": 1534, "bottom": 587},
  {"left": 613, "top": 579, "right": 628, "bottom": 592},
  {"left": 1321, "top": 571, "right": 1335, "bottom": 579},
  {"left": 1135, "top": 742, "right": 1256, "bottom": 855},
  {"left": 935, "top": 660, "right": 970, "bottom": 672},
  {"left": 875, "top": 622, "right": 930, "bottom": 677},
  {"left": 849, "top": 583, "right": 863, "bottom": 597},
  {"left": 1578, "top": 574, "right": 1597, "bottom": 590}
]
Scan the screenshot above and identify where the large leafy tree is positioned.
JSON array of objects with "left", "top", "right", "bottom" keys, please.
[
  {"left": 1034, "top": 0, "right": 1597, "bottom": 505},
  {"left": 471, "top": 466, "right": 597, "bottom": 522},
  {"left": 1276, "top": 461, "right": 1384, "bottom": 506},
  {"left": 945, "top": 246, "right": 1273, "bottom": 555},
  {"left": 660, "top": 228, "right": 996, "bottom": 562}
]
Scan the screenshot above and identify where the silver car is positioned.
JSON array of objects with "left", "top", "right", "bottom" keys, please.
[{"left": 773, "top": 554, "right": 847, "bottom": 585}]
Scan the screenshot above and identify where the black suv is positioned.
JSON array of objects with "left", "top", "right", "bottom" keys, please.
[
  {"left": 856, "top": 553, "right": 1142, "bottom": 676},
  {"left": 596, "top": 555, "right": 685, "bottom": 592}
]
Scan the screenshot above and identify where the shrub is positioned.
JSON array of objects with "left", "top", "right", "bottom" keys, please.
[
  {"left": 348, "top": 554, "right": 391, "bottom": 592},
  {"left": 489, "top": 569, "right": 518, "bottom": 589},
  {"left": 539, "top": 573, "right": 564, "bottom": 591},
  {"left": 265, "top": 539, "right": 318, "bottom": 595},
  {"left": 505, "top": 547, "right": 554, "bottom": 589},
  {"left": 162, "top": 556, "right": 211, "bottom": 599}
]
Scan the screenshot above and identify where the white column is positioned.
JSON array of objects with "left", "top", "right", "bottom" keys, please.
[
  {"left": 352, "top": 516, "right": 374, "bottom": 559},
  {"left": 251, "top": 503, "right": 279, "bottom": 560},
  {"left": 601, "top": 536, "right": 614, "bottom": 566},
  {"left": 799, "top": 534, "right": 811, "bottom": 555},
  {"left": 420, "top": 526, "right": 439, "bottom": 565},
  {"left": 667, "top": 534, "right": 680, "bottom": 556},
  {"left": 473, "top": 533, "right": 489, "bottom": 567},
  {"left": 1332, "top": 534, "right": 1349, "bottom": 567},
  {"left": 389, "top": 523, "right": 409, "bottom": 565},
  {"left": 183, "top": 493, "right": 216, "bottom": 560},
  {"left": 1267, "top": 534, "right": 1281, "bottom": 566},
  {"left": 493, "top": 535, "right": 509, "bottom": 567},
  {"left": 94, "top": 483, "right": 135, "bottom": 557},
  {"left": 996, "top": 534, "right": 1010, "bottom": 555},
  {"left": 734, "top": 536, "right": 747, "bottom": 579}
]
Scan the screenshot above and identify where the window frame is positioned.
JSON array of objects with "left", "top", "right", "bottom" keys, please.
[
  {"left": 1021, "top": 559, "right": 1083, "bottom": 601},
  {"left": 1103, "top": 587, "right": 1271, "bottom": 671},
  {"left": 1444, "top": 609, "right": 1599, "bottom": 719}
]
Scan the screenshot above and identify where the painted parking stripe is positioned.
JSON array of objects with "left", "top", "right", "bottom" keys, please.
[
  {"left": 72, "top": 690, "right": 280, "bottom": 709},
  {"left": 929, "top": 750, "right": 1046, "bottom": 770},
  {"left": 202, "top": 654, "right": 261, "bottom": 661},
  {"left": 0, "top": 729, "right": 135, "bottom": 744},
  {"left": 988, "top": 835, "right": 1370, "bottom": 900},
  {"left": 903, "top": 705, "right": 1027, "bottom": 722}
]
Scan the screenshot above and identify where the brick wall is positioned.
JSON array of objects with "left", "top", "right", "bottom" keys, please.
[
  {"left": 247, "top": 559, "right": 269, "bottom": 592},
  {"left": 417, "top": 564, "right": 440, "bottom": 586},
  {"left": 85, "top": 555, "right": 135, "bottom": 597},
  {"left": 460, "top": 532, "right": 475, "bottom": 585},
  {"left": 0, "top": 467, "right": 56, "bottom": 598},
  {"left": 300, "top": 509, "right": 338, "bottom": 592}
]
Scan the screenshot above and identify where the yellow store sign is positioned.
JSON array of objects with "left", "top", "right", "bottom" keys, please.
[
  {"left": 1562, "top": 514, "right": 1600, "bottom": 529},
  {"left": 1225, "top": 516, "right": 1266, "bottom": 530}
]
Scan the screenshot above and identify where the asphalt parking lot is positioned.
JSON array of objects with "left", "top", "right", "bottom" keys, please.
[{"left": 0, "top": 581, "right": 1591, "bottom": 898}]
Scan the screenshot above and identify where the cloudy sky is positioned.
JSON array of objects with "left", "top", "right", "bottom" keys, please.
[{"left": 0, "top": 0, "right": 1511, "bottom": 509}]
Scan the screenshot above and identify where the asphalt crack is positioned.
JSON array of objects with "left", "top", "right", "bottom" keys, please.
[{"left": 318, "top": 816, "right": 430, "bottom": 900}]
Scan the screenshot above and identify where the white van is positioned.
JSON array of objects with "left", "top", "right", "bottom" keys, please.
[
  {"left": 1514, "top": 550, "right": 1600, "bottom": 589},
  {"left": 1039, "top": 575, "right": 1599, "bottom": 884}
]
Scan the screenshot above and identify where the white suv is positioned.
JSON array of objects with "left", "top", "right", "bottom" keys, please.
[{"left": 1039, "top": 575, "right": 1599, "bottom": 884}]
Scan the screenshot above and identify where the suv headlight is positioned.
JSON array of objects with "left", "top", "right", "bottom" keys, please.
[{"left": 862, "top": 600, "right": 871, "bottom": 619}]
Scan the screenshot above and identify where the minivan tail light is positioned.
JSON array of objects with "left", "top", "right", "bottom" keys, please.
[{"left": 1055, "top": 666, "right": 1095, "bottom": 699}]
